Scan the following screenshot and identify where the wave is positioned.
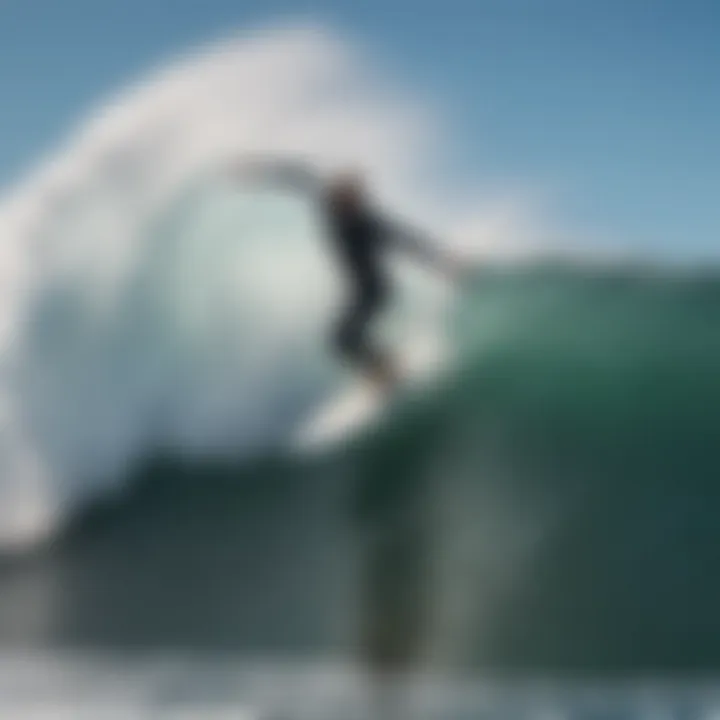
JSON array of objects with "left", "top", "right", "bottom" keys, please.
[
  {"left": 2, "top": 18, "right": 714, "bottom": 599},
  {"left": 352, "top": 264, "right": 720, "bottom": 669},
  {"left": 0, "top": 264, "right": 717, "bottom": 671},
  {"left": 0, "top": 24, "right": 473, "bottom": 551}
]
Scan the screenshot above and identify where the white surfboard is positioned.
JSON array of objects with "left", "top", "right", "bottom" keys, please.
[{"left": 293, "top": 337, "right": 448, "bottom": 451}]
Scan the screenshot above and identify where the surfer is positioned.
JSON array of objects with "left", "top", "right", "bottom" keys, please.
[
  {"left": 323, "top": 171, "right": 460, "bottom": 392},
  {"left": 230, "top": 159, "right": 463, "bottom": 393}
]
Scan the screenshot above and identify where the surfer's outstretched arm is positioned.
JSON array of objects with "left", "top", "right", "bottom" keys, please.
[
  {"left": 225, "top": 157, "right": 323, "bottom": 197},
  {"left": 382, "top": 218, "right": 464, "bottom": 280}
]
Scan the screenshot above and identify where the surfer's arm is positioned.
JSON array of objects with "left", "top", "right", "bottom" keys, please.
[
  {"left": 381, "top": 217, "right": 461, "bottom": 279},
  {"left": 225, "top": 157, "right": 323, "bottom": 196}
]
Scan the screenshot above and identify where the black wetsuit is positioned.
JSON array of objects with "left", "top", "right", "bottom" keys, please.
[
  {"left": 325, "top": 203, "right": 392, "bottom": 369},
  {"left": 230, "top": 159, "right": 443, "bottom": 368}
]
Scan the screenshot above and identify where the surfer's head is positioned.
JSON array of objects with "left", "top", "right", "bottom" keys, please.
[{"left": 326, "top": 170, "right": 366, "bottom": 211}]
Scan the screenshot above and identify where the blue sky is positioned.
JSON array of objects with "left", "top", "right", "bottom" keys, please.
[{"left": 1, "top": 0, "right": 719, "bottom": 259}]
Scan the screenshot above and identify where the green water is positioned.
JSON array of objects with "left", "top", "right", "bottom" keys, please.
[{"left": 0, "top": 264, "right": 718, "bottom": 675}]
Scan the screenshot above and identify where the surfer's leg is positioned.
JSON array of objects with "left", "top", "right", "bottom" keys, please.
[{"left": 334, "top": 279, "right": 397, "bottom": 389}]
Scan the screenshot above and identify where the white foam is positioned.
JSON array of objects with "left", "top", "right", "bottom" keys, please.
[
  {"left": 0, "top": 650, "right": 711, "bottom": 720},
  {"left": 0, "top": 23, "right": 540, "bottom": 551}
]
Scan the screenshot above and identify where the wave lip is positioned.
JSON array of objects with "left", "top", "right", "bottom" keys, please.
[{"left": 0, "top": 24, "right": 482, "bottom": 553}]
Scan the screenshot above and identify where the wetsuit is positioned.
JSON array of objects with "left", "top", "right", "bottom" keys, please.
[
  {"left": 229, "top": 159, "right": 448, "bottom": 370},
  {"left": 324, "top": 203, "right": 392, "bottom": 369}
]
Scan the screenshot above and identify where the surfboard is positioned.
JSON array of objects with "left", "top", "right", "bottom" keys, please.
[{"left": 293, "top": 337, "right": 448, "bottom": 451}]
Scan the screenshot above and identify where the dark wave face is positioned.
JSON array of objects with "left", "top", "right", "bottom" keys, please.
[{"left": 0, "top": 264, "right": 718, "bottom": 675}]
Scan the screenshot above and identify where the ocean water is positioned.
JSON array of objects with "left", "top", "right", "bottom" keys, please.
[
  {"left": 0, "top": 265, "right": 718, "bottom": 716},
  {"left": 3, "top": 264, "right": 719, "bottom": 664}
]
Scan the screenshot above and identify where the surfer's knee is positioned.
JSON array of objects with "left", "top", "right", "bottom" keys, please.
[
  {"left": 332, "top": 312, "right": 380, "bottom": 371},
  {"left": 333, "top": 317, "right": 358, "bottom": 360},
  {"left": 332, "top": 279, "right": 389, "bottom": 366},
  {"left": 364, "top": 278, "right": 389, "bottom": 314}
]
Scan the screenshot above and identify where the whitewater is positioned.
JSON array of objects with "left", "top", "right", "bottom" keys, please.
[{"left": 0, "top": 24, "right": 545, "bottom": 551}]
